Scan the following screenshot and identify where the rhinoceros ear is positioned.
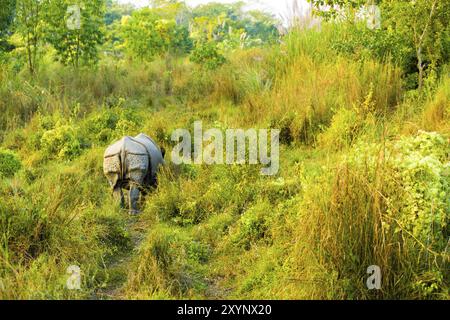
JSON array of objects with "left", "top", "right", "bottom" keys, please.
[{"left": 160, "top": 147, "right": 166, "bottom": 159}]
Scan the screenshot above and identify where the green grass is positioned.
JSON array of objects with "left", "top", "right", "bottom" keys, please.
[{"left": 0, "top": 27, "right": 448, "bottom": 300}]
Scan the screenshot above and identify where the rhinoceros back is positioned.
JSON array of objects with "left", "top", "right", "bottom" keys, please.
[
  {"left": 103, "top": 136, "right": 150, "bottom": 188},
  {"left": 134, "top": 133, "right": 165, "bottom": 179}
]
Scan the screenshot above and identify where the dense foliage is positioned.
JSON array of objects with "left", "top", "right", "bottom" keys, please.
[{"left": 0, "top": 0, "right": 448, "bottom": 300}]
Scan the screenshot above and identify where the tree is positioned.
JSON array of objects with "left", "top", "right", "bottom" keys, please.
[
  {"left": 103, "top": 0, "right": 135, "bottom": 58},
  {"left": 0, "top": 0, "right": 16, "bottom": 51},
  {"left": 243, "top": 10, "right": 279, "bottom": 45},
  {"left": 191, "top": 2, "right": 279, "bottom": 49},
  {"left": 308, "top": 0, "right": 366, "bottom": 21},
  {"left": 382, "top": 0, "right": 450, "bottom": 90},
  {"left": 191, "top": 1, "right": 245, "bottom": 21},
  {"left": 309, "top": 0, "right": 450, "bottom": 90},
  {"left": 45, "top": 0, "right": 105, "bottom": 67},
  {"left": 15, "top": 0, "right": 45, "bottom": 73},
  {"left": 121, "top": 8, "right": 192, "bottom": 61},
  {"left": 190, "top": 41, "right": 226, "bottom": 70},
  {"left": 104, "top": 0, "right": 134, "bottom": 26}
]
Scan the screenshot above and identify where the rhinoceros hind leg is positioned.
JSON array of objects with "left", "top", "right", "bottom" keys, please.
[
  {"left": 129, "top": 185, "right": 141, "bottom": 215},
  {"left": 113, "top": 186, "right": 125, "bottom": 209}
]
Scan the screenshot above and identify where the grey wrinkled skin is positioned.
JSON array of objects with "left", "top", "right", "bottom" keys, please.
[{"left": 103, "top": 133, "right": 166, "bottom": 215}]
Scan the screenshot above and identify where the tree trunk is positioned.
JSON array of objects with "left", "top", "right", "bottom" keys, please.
[
  {"left": 415, "top": 0, "right": 438, "bottom": 91},
  {"left": 417, "top": 46, "right": 424, "bottom": 90},
  {"left": 75, "top": 32, "right": 81, "bottom": 68},
  {"left": 26, "top": 32, "right": 34, "bottom": 74}
]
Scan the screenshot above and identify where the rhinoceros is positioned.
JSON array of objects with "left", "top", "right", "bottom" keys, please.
[{"left": 103, "top": 133, "right": 166, "bottom": 214}]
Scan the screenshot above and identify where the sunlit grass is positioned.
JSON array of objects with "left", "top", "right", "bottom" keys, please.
[{"left": 0, "top": 26, "right": 448, "bottom": 300}]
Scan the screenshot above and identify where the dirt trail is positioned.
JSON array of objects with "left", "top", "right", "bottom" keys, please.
[
  {"left": 92, "top": 215, "right": 148, "bottom": 300},
  {"left": 91, "top": 211, "right": 228, "bottom": 300}
]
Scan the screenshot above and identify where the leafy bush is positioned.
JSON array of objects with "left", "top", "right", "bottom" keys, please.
[
  {"left": 81, "top": 106, "right": 141, "bottom": 145},
  {"left": 25, "top": 114, "right": 61, "bottom": 152},
  {"left": 330, "top": 24, "right": 414, "bottom": 76},
  {"left": 122, "top": 9, "right": 193, "bottom": 61},
  {"left": 387, "top": 131, "right": 449, "bottom": 250},
  {"left": 318, "top": 89, "right": 378, "bottom": 150},
  {"left": 0, "top": 149, "right": 22, "bottom": 177},
  {"left": 318, "top": 108, "right": 360, "bottom": 150},
  {"left": 190, "top": 42, "right": 226, "bottom": 70},
  {"left": 348, "top": 131, "right": 450, "bottom": 251},
  {"left": 186, "top": 240, "right": 211, "bottom": 264},
  {"left": 115, "top": 118, "right": 139, "bottom": 137},
  {"left": 305, "top": 130, "right": 450, "bottom": 298},
  {"left": 231, "top": 201, "right": 272, "bottom": 249},
  {"left": 40, "top": 124, "right": 82, "bottom": 160}
]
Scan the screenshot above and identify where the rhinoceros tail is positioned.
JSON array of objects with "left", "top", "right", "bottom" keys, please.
[{"left": 120, "top": 141, "right": 127, "bottom": 182}]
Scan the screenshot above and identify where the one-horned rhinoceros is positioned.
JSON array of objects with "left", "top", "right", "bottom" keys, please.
[{"left": 103, "top": 133, "right": 166, "bottom": 214}]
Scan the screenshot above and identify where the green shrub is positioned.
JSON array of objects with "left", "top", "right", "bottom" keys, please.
[
  {"left": 330, "top": 23, "right": 414, "bottom": 75},
  {"left": 186, "top": 240, "right": 211, "bottom": 264},
  {"left": 386, "top": 131, "right": 449, "bottom": 250},
  {"left": 348, "top": 131, "right": 450, "bottom": 251},
  {"left": 301, "top": 130, "right": 449, "bottom": 299},
  {"left": 82, "top": 107, "right": 141, "bottom": 145},
  {"left": 83, "top": 109, "right": 119, "bottom": 144},
  {"left": 0, "top": 149, "right": 22, "bottom": 177},
  {"left": 231, "top": 201, "right": 272, "bottom": 249},
  {"left": 87, "top": 109, "right": 120, "bottom": 131},
  {"left": 115, "top": 118, "right": 139, "bottom": 137},
  {"left": 26, "top": 115, "right": 58, "bottom": 152},
  {"left": 318, "top": 108, "right": 360, "bottom": 150},
  {"left": 40, "top": 124, "right": 82, "bottom": 160},
  {"left": 190, "top": 42, "right": 226, "bottom": 70}
]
